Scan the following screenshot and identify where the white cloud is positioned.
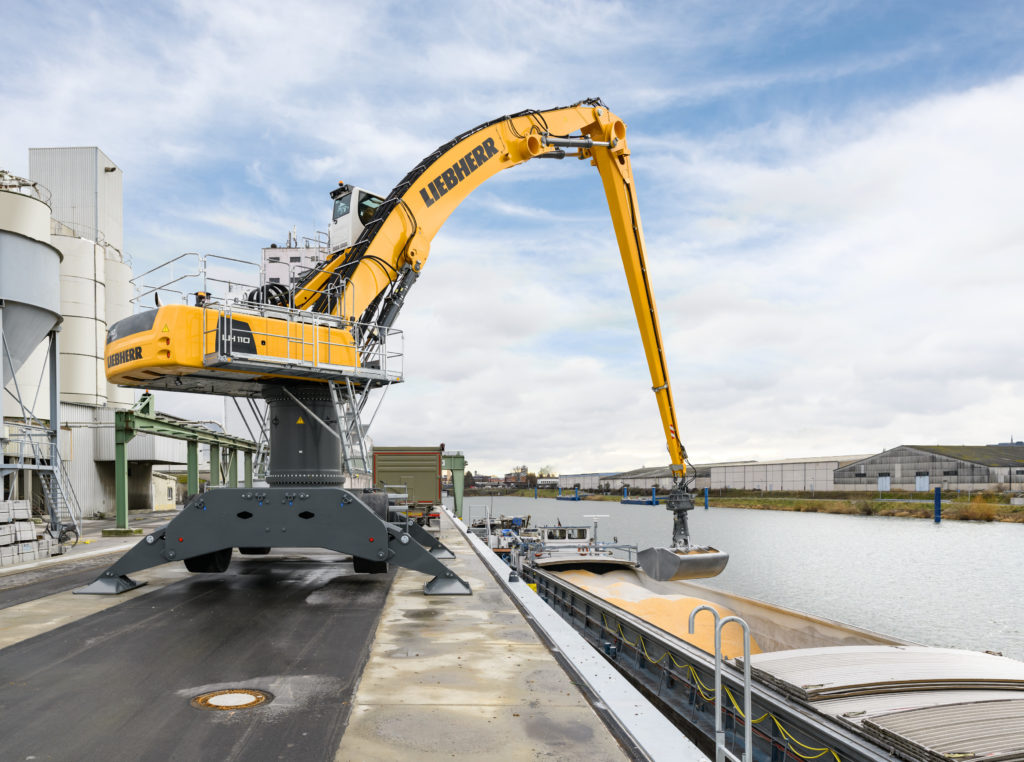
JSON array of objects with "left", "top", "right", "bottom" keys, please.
[{"left": 3, "top": 1, "right": 1023, "bottom": 476}]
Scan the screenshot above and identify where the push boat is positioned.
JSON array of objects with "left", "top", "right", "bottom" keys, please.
[{"left": 473, "top": 515, "right": 1024, "bottom": 762}]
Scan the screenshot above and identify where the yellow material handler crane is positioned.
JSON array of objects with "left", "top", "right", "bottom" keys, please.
[{"left": 83, "top": 98, "right": 724, "bottom": 595}]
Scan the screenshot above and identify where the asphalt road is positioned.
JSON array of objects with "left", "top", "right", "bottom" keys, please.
[{"left": 0, "top": 550, "right": 394, "bottom": 762}]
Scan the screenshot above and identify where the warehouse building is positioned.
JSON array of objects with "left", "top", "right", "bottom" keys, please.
[
  {"left": 835, "top": 445, "right": 1024, "bottom": 492},
  {"left": 708, "top": 455, "right": 869, "bottom": 492},
  {"left": 557, "top": 472, "right": 616, "bottom": 491},
  {"left": 599, "top": 466, "right": 675, "bottom": 492}
]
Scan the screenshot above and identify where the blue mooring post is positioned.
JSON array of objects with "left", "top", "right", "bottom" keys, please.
[
  {"left": 934, "top": 487, "right": 942, "bottom": 523},
  {"left": 651, "top": 487, "right": 656, "bottom": 504},
  {"left": 704, "top": 487, "right": 709, "bottom": 509},
  {"left": 622, "top": 485, "right": 627, "bottom": 501},
  {"left": 575, "top": 486, "right": 579, "bottom": 500}
]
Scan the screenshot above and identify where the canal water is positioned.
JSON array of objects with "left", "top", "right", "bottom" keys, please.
[{"left": 453, "top": 495, "right": 1024, "bottom": 661}]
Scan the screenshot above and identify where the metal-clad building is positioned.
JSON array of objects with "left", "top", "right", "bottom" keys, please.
[
  {"left": 557, "top": 472, "right": 616, "bottom": 491},
  {"left": 708, "top": 456, "right": 868, "bottom": 492},
  {"left": 835, "top": 445, "right": 1024, "bottom": 492},
  {"left": 29, "top": 147, "right": 123, "bottom": 253},
  {"left": 600, "top": 466, "right": 676, "bottom": 491}
]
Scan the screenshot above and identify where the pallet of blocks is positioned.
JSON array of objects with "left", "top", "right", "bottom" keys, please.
[{"left": 0, "top": 500, "right": 43, "bottom": 566}]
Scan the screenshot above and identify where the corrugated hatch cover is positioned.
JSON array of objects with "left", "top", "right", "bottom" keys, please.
[
  {"left": 747, "top": 646, "right": 1024, "bottom": 701},
  {"left": 863, "top": 698, "right": 1024, "bottom": 762}
]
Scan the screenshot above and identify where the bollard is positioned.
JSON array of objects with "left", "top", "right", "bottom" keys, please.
[
  {"left": 651, "top": 486, "right": 656, "bottom": 504},
  {"left": 704, "top": 487, "right": 709, "bottom": 509},
  {"left": 934, "top": 486, "right": 941, "bottom": 523}
]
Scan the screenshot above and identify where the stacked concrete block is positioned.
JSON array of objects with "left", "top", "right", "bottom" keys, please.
[
  {"left": 0, "top": 500, "right": 44, "bottom": 566},
  {"left": 17, "top": 541, "right": 37, "bottom": 563}
]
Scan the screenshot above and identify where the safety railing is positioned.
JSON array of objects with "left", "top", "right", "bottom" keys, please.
[
  {"left": 128, "top": 252, "right": 402, "bottom": 385},
  {"left": 200, "top": 299, "right": 403, "bottom": 385},
  {"left": 0, "top": 170, "right": 51, "bottom": 204}
]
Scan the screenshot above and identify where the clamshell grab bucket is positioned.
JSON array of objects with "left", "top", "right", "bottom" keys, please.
[{"left": 637, "top": 546, "right": 730, "bottom": 581}]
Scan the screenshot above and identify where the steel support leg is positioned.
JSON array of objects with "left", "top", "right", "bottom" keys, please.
[
  {"left": 75, "top": 488, "right": 471, "bottom": 595},
  {"left": 187, "top": 440, "right": 198, "bottom": 497},
  {"left": 209, "top": 444, "right": 220, "bottom": 487},
  {"left": 115, "top": 430, "right": 129, "bottom": 530},
  {"left": 389, "top": 511, "right": 455, "bottom": 558}
]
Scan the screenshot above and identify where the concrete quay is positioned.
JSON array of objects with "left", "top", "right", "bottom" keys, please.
[{"left": 0, "top": 508, "right": 681, "bottom": 760}]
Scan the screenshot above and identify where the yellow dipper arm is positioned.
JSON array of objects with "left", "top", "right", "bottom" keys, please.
[{"left": 294, "top": 99, "right": 687, "bottom": 476}]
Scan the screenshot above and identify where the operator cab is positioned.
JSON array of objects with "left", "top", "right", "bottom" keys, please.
[{"left": 328, "top": 183, "right": 384, "bottom": 254}]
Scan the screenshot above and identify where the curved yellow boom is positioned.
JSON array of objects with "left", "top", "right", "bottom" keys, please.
[
  {"left": 291, "top": 99, "right": 687, "bottom": 474},
  {"left": 105, "top": 99, "right": 688, "bottom": 475}
]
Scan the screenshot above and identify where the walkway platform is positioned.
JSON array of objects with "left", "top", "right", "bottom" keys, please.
[{"left": 336, "top": 511, "right": 628, "bottom": 761}]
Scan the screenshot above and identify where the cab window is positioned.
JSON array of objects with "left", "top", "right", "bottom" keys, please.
[
  {"left": 357, "top": 192, "right": 384, "bottom": 225},
  {"left": 332, "top": 192, "right": 352, "bottom": 221}
]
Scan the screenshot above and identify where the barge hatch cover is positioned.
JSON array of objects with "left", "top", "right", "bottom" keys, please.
[
  {"left": 862, "top": 698, "right": 1024, "bottom": 762},
  {"left": 748, "top": 645, "right": 1024, "bottom": 700}
]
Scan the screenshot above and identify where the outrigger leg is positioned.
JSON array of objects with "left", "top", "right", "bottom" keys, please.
[
  {"left": 75, "top": 489, "right": 471, "bottom": 596},
  {"left": 388, "top": 512, "right": 456, "bottom": 559}
]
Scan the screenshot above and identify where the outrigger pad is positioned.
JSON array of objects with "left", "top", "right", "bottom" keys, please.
[
  {"left": 424, "top": 574, "right": 472, "bottom": 595},
  {"left": 75, "top": 574, "right": 148, "bottom": 595}
]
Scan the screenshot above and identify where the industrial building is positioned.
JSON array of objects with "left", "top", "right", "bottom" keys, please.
[
  {"left": 1, "top": 149, "right": 226, "bottom": 533},
  {"left": 706, "top": 455, "right": 870, "bottom": 492},
  {"left": 262, "top": 229, "right": 327, "bottom": 285},
  {"left": 570, "top": 445, "right": 1024, "bottom": 497},
  {"left": 557, "top": 472, "right": 616, "bottom": 491},
  {"left": 598, "top": 466, "right": 676, "bottom": 492},
  {"left": 835, "top": 444, "right": 1024, "bottom": 492},
  {"left": 575, "top": 457, "right": 865, "bottom": 494}
]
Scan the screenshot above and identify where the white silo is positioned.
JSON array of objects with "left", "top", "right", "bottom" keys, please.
[
  {"left": 0, "top": 172, "right": 61, "bottom": 424},
  {"left": 53, "top": 226, "right": 107, "bottom": 406},
  {"left": 28, "top": 147, "right": 134, "bottom": 409},
  {"left": 104, "top": 251, "right": 135, "bottom": 407}
]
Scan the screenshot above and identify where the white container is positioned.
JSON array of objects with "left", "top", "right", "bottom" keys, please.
[
  {"left": 0, "top": 524, "right": 13, "bottom": 545},
  {"left": 0, "top": 502, "right": 12, "bottom": 523},
  {"left": 0, "top": 546, "right": 17, "bottom": 565}
]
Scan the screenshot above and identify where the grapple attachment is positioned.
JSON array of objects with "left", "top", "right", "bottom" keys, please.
[{"left": 637, "top": 546, "right": 730, "bottom": 581}]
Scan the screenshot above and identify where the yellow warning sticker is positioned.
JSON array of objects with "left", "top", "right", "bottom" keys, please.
[
  {"left": 161, "top": 324, "right": 169, "bottom": 332},
  {"left": 296, "top": 416, "right": 305, "bottom": 424}
]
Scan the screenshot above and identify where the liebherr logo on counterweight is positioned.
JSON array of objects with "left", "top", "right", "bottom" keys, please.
[
  {"left": 108, "top": 346, "right": 142, "bottom": 367},
  {"left": 418, "top": 137, "right": 499, "bottom": 208}
]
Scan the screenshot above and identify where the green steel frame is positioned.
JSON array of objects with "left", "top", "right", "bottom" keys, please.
[
  {"left": 114, "top": 393, "right": 258, "bottom": 530},
  {"left": 441, "top": 452, "right": 466, "bottom": 519}
]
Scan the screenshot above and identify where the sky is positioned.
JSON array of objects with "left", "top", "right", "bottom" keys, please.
[{"left": 2, "top": 0, "right": 1023, "bottom": 477}]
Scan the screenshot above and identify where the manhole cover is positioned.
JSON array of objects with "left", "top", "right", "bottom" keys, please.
[{"left": 191, "top": 688, "right": 273, "bottom": 711}]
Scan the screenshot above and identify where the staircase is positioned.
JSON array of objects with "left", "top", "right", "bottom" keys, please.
[{"left": 6, "top": 424, "right": 82, "bottom": 533}]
